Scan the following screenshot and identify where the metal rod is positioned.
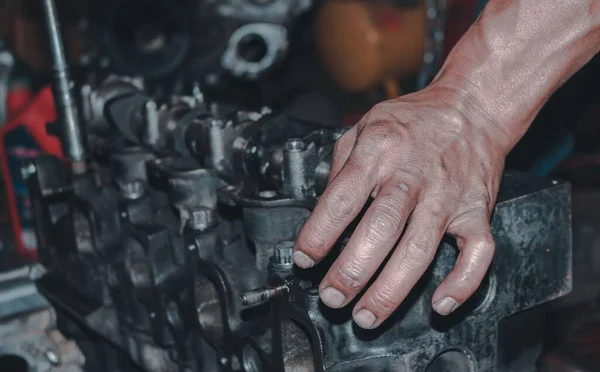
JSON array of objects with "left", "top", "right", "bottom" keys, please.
[
  {"left": 240, "top": 284, "right": 289, "bottom": 306},
  {"left": 41, "top": 0, "right": 87, "bottom": 169}
]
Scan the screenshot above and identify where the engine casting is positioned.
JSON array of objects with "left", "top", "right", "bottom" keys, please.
[{"left": 25, "top": 75, "right": 572, "bottom": 372}]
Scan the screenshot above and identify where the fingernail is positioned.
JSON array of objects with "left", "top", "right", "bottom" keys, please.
[
  {"left": 293, "top": 251, "right": 315, "bottom": 268},
  {"left": 320, "top": 287, "right": 346, "bottom": 308},
  {"left": 433, "top": 297, "right": 459, "bottom": 315},
  {"left": 354, "top": 309, "right": 377, "bottom": 329}
]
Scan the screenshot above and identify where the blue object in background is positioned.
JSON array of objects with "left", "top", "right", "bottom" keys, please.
[
  {"left": 473, "top": 0, "right": 489, "bottom": 21},
  {"left": 531, "top": 133, "right": 575, "bottom": 176}
]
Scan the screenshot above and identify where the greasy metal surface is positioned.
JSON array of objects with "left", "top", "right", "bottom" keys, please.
[
  {"left": 29, "top": 76, "right": 572, "bottom": 371},
  {"left": 0, "top": 264, "right": 85, "bottom": 372},
  {"left": 282, "top": 174, "right": 571, "bottom": 372}
]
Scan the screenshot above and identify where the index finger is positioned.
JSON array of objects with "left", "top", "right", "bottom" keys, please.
[{"left": 294, "top": 147, "right": 377, "bottom": 268}]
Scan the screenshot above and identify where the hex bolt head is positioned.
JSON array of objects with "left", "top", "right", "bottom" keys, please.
[
  {"left": 119, "top": 180, "right": 146, "bottom": 200},
  {"left": 186, "top": 208, "right": 216, "bottom": 231},
  {"left": 285, "top": 138, "right": 305, "bottom": 152},
  {"left": 273, "top": 242, "right": 294, "bottom": 265}
]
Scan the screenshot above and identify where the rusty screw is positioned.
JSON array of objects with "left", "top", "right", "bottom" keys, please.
[{"left": 241, "top": 283, "right": 289, "bottom": 306}]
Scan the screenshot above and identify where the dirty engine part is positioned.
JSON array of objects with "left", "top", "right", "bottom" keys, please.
[
  {"left": 83, "top": 0, "right": 312, "bottom": 81},
  {"left": 24, "top": 74, "right": 573, "bottom": 372},
  {"left": 0, "top": 264, "right": 85, "bottom": 372}
]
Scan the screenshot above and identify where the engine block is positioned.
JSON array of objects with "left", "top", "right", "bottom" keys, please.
[{"left": 25, "top": 76, "right": 572, "bottom": 372}]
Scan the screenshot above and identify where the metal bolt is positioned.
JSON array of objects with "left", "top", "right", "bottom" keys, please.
[
  {"left": 209, "top": 119, "right": 224, "bottom": 128},
  {"left": 273, "top": 242, "right": 293, "bottom": 265},
  {"left": 145, "top": 100, "right": 159, "bottom": 145},
  {"left": 192, "top": 82, "right": 204, "bottom": 105},
  {"left": 186, "top": 208, "right": 215, "bottom": 231},
  {"left": 80, "top": 84, "right": 92, "bottom": 121},
  {"left": 119, "top": 180, "right": 145, "bottom": 200},
  {"left": 285, "top": 138, "right": 305, "bottom": 152},
  {"left": 44, "top": 349, "right": 61, "bottom": 366},
  {"left": 241, "top": 283, "right": 289, "bottom": 306}
]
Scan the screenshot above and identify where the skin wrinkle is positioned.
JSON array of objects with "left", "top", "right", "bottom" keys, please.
[
  {"left": 368, "top": 283, "right": 402, "bottom": 313},
  {"left": 296, "top": 0, "right": 600, "bottom": 327},
  {"left": 337, "top": 261, "right": 364, "bottom": 289},
  {"left": 451, "top": 0, "right": 600, "bottom": 144},
  {"left": 322, "top": 186, "right": 357, "bottom": 221},
  {"left": 321, "top": 183, "right": 413, "bottom": 298},
  {"left": 366, "top": 200, "right": 405, "bottom": 239}
]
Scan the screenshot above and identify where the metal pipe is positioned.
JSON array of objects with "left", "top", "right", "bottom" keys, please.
[{"left": 41, "top": 0, "right": 87, "bottom": 171}]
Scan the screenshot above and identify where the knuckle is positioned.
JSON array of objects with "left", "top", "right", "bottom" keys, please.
[
  {"left": 403, "top": 238, "right": 436, "bottom": 266},
  {"left": 371, "top": 101, "right": 398, "bottom": 117},
  {"left": 472, "top": 232, "right": 495, "bottom": 252},
  {"left": 323, "top": 186, "right": 359, "bottom": 221},
  {"left": 465, "top": 188, "right": 493, "bottom": 213},
  {"left": 457, "top": 270, "right": 478, "bottom": 291},
  {"left": 364, "top": 121, "right": 404, "bottom": 149},
  {"left": 369, "top": 286, "right": 400, "bottom": 312},
  {"left": 336, "top": 262, "right": 364, "bottom": 289},
  {"left": 417, "top": 198, "right": 450, "bottom": 220},
  {"left": 359, "top": 107, "right": 382, "bottom": 129},
  {"left": 365, "top": 204, "right": 404, "bottom": 242},
  {"left": 350, "top": 144, "right": 379, "bottom": 170}
]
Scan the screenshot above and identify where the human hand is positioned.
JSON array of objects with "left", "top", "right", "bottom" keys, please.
[{"left": 293, "top": 85, "right": 512, "bottom": 329}]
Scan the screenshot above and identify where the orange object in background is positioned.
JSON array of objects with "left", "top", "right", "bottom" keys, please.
[
  {"left": 315, "top": 0, "right": 426, "bottom": 97},
  {"left": 0, "top": 0, "right": 82, "bottom": 74}
]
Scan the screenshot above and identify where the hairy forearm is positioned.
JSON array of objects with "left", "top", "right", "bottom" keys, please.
[{"left": 433, "top": 0, "right": 600, "bottom": 151}]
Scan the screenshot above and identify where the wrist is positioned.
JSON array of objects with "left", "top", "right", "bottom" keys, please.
[
  {"left": 425, "top": 77, "right": 520, "bottom": 156},
  {"left": 426, "top": 0, "right": 600, "bottom": 156}
]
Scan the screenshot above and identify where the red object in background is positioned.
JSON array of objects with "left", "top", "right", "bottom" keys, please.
[
  {"left": 7, "top": 88, "right": 34, "bottom": 119},
  {"left": 343, "top": 113, "right": 364, "bottom": 127},
  {"left": 0, "top": 86, "right": 63, "bottom": 260},
  {"left": 443, "top": 0, "right": 478, "bottom": 62}
]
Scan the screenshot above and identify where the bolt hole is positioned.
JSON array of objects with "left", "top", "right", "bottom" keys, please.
[
  {"left": 242, "top": 345, "right": 264, "bottom": 372},
  {"left": 425, "top": 349, "right": 475, "bottom": 372},
  {"left": 0, "top": 354, "right": 29, "bottom": 372},
  {"left": 237, "top": 33, "right": 268, "bottom": 63}
]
